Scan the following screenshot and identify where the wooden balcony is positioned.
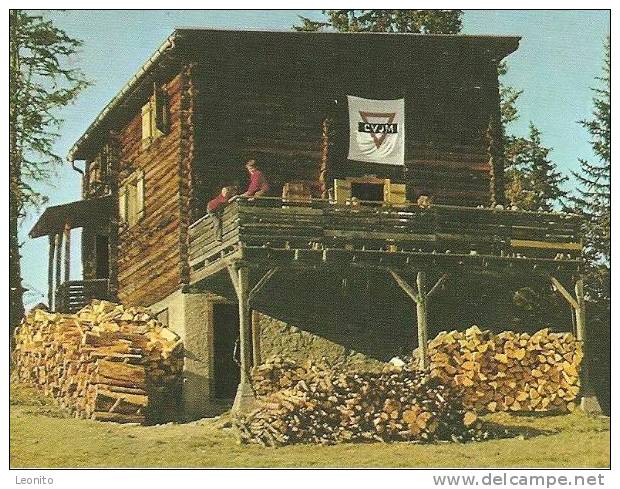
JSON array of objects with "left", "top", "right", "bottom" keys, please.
[
  {"left": 55, "top": 279, "right": 111, "bottom": 313},
  {"left": 188, "top": 197, "right": 583, "bottom": 286}
]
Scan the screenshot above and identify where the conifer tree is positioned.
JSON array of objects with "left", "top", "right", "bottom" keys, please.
[
  {"left": 570, "top": 37, "right": 610, "bottom": 298},
  {"left": 505, "top": 123, "right": 568, "bottom": 211},
  {"left": 294, "top": 10, "right": 462, "bottom": 34},
  {"left": 9, "top": 10, "right": 90, "bottom": 332}
]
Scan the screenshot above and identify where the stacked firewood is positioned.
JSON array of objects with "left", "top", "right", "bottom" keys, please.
[
  {"left": 427, "top": 326, "right": 582, "bottom": 413},
  {"left": 235, "top": 358, "right": 508, "bottom": 447},
  {"left": 13, "top": 300, "right": 183, "bottom": 424}
]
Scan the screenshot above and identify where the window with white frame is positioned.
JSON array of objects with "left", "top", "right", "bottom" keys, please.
[{"left": 119, "top": 169, "right": 145, "bottom": 228}]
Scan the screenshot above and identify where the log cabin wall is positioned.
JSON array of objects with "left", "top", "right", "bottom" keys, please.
[
  {"left": 115, "top": 72, "right": 186, "bottom": 306},
  {"left": 185, "top": 31, "right": 514, "bottom": 211}
]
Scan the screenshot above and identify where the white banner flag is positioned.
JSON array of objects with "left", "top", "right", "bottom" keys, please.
[{"left": 347, "top": 95, "right": 405, "bottom": 166}]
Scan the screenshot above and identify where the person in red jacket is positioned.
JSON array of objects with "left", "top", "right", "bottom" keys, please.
[
  {"left": 241, "top": 159, "right": 269, "bottom": 197},
  {"left": 207, "top": 186, "right": 236, "bottom": 240}
]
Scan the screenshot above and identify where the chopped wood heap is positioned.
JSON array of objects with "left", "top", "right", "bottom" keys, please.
[
  {"left": 13, "top": 300, "right": 183, "bottom": 424},
  {"left": 236, "top": 326, "right": 582, "bottom": 446},
  {"left": 427, "top": 326, "right": 582, "bottom": 414},
  {"left": 235, "top": 358, "right": 506, "bottom": 447}
]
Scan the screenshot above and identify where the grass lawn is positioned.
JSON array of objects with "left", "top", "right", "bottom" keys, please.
[{"left": 10, "top": 383, "right": 610, "bottom": 469}]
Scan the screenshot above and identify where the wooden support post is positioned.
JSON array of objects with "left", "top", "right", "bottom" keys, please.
[
  {"left": 427, "top": 273, "right": 449, "bottom": 301},
  {"left": 63, "top": 224, "right": 71, "bottom": 283},
  {"left": 231, "top": 265, "right": 256, "bottom": 414},
  {"left": 550, "top": 276, "right": 578, "bottom": 310},
  {"left": 388, "top": 269, "right": 420, "bottom": 304},
  {"left": 388, "top": 269, "right": 433, "bottom": 369},
  {"left": 574, "top": 278, "right": 602, "bottom": 415},
  {"left": 48, "top": 235, "right": 56, "bottom": 310},
  {"left": 227, "top": 265, "right": 240, "bottom": 296},
  {"left": 550, "top": 275, "right": 601, "bottom": 415},
  {"left": 416, "top": 271, "right": 429, "bottom": 370},
  {"left": 54, "top": 232, "right": 62, "bottom": 298}
]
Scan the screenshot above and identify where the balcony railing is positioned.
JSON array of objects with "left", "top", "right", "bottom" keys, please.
[
  {"left": 55, "top": 279, "right": 111, "bottom": 313},
  {"left": 188, "top": 197, "right": 583, "bottom": 282}
]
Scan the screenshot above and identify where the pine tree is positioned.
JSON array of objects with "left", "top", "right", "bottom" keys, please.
[
  {"left": 570, "top": 36, "right": 610, "bottom": 298},
  {"left": 294, "top": 10, "right": 463, "bottom": 34},
  {"left": 9, "top": 10, "right": 90, "bottom": 333},
  {"left": 505, "top": 123, "right": 568, "bottom": 211},
  {"left": 498, "top": 61, "right": 523, "bottom": 128}
]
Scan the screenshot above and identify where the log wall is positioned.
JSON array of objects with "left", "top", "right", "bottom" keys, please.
[
  {"left": 190, "top": 35, "right": 504, "bottom": 212},
  {"left": 116, "top": 72, "right": 186, "bottom": 306}
]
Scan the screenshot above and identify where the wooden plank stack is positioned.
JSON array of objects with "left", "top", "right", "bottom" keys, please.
[
  {"left": 426, "top": 326, "right": 582, "bottom": 414},
  {"left": 12, "top": 300, "right": 183, "bottom": 424},
  {"left": 235, "top": 358, "right": 509, "bottom": 447}
]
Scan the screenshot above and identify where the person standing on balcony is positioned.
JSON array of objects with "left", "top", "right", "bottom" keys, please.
[
  {"left": 241, "top": 159, "right": 270, "bottom": 198},
  {"left": 207, "top": 186, "right": 236, "bottom": 241}
]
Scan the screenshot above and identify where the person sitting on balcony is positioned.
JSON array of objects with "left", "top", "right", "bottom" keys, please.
[
  {"left": 207, "top": 186, "right": 236, "bottom": 241},
  {"left": 241, "top": 159, "right": 270, "bottom": 198}
]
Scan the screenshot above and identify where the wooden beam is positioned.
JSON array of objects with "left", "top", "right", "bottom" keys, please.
[
  {"left": 416, "top": 271, "right": 429, "bottom": 370},
  {"left": 48, "top": 235, "right": 56, "bottom": 310},
  {"left": 63, "top": 224, "right": 71, "bottom": 283},
  {"left": 237, "top": 266, "right": 252, "bottom": 379},
  {"left": 574, "top": 278, "right": 602, "bottom": 415},
  {"left": 227, "top": 265, "right": 240, "bottom": 296},
  {"left": 231, "top": 266, "right": 256, "bottom": 414},
  {"left": 511, "top": 239, "right": 582, "bottom": 251},
  {"left": 248, "top": 268, "right": 278, "bottom": 302},
  {"left": 388, "top": 268, "right": 430, "bottom": 369},
  {"left": 54, "top": 233, "right": 62, "bottom": 291},
  {"left": 427, "top": 273, "right": 449, "bottom": 300},
  {"left": 388, "top": 269, "right": 420, "bottom": 304},
  {"left": 550, "top": 276, "right": 579, "bottom": 310}
]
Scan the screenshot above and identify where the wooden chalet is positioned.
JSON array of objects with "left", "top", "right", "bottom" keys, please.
[{"left": 29, "top": 28, "right": 599, "bottom": 415}]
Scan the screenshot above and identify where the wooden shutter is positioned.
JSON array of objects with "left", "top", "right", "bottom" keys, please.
[
  {"left": 127, "top": 183, "right": 137, "bottom": 226},
  {"left": 136, "top": 170, "right": 145, "bottom": 221},
  {"left": 118, "top": 185, "right": 127, "bottom": 224},
  {"left": 384, "top": 180, "right": 407, "bottom": 207},
  {"left": 141, "top": 101, "right": 152, "bottom": 148},
  {"left": 334, "top": 179, "right": 352, "bottom": 204}
]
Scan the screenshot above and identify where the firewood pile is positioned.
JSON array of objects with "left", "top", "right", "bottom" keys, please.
[
  {"left": 12, "top": 300, "right": 183, "bottom": 424},
  {"left": 427, "top": 326, "right": 582, "bottom": 414},
  {"left": 235, "top": 358, "right": 509, "bottom": 447}
]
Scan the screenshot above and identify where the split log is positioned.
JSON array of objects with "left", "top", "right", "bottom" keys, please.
[
  {"left": 13, "top": 300, "right": 183, "bottom": 424},
  {"left": 235, "top": 357, "right": 511, "bottom": 446},
  {"left": 426, "top": 326, "right": 582, "bottom": 413}
]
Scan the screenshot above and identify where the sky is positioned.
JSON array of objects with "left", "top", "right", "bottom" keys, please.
[{"left": 19, "top": 9, "right": 610, "bottom": 307}]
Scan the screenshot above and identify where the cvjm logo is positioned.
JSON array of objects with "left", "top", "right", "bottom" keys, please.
[{"left": 357, "top": 111, "right": 398, "bottom": 149}]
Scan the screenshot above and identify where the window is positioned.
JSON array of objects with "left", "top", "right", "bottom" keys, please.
[
  {"left": 141, "top": 84, "right": 169, "bottom": 149},
  {"left": 119, "top": 170, "right": 145, "bottom": 228},
  {"left": 85, "top": 147, "right": 110, "bottom": 196}
]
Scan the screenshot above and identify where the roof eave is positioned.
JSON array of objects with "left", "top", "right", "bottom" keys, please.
[{"left": 67, "top": 31, "right": 179, "bottom": 162}]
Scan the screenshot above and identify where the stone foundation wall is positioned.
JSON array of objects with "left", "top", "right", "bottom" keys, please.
[{"left": 255, "top": 312, "right": 386, "bottom": 371}]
